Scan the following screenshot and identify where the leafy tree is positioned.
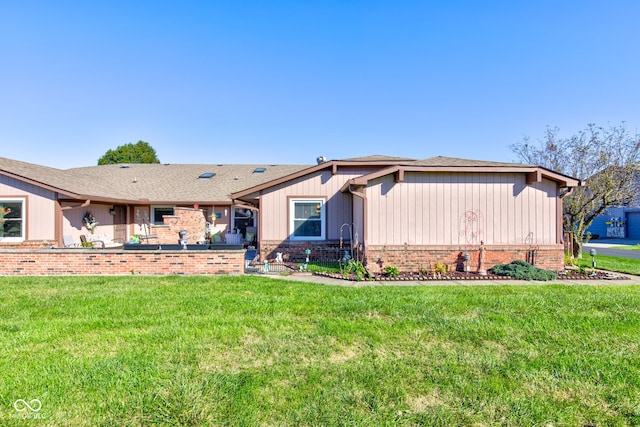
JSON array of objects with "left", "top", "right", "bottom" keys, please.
[
  {"left": 511, "top": 123, "right": 640, "bottom": 257},
  {"left": 97, "top": 141, "right": 160, "bottom": 165}
]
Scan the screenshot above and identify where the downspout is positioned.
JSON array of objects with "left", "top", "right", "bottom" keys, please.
[{"left": 348, "top": 184, "right": 367, "bottom": 255}]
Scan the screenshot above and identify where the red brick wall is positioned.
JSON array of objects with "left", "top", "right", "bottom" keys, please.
[
  {"left": 260, "top": 240, "right": 347, "bottom": 263},
  {"left": 259, "top": 241, "right": 564, "bottom": 272},
  {"left": 0, "top": 240, "right": 54, "bottom": 250},
  {"left": 366, "top": 244, "right": 565, "bottom": 273},
  {"left": 149, "top": 207, "right": 208, "bottom": 244},
  {"left": 0, "top": 249, "right": 244, "bottom": 276}
]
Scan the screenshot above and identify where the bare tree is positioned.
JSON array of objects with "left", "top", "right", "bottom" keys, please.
[{"left": 511, "top": 123, "right": 640, "bottom": 257}]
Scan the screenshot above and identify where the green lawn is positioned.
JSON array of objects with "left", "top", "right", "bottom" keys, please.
[
  {"left": 578, "top": 254, "right": 640, "bottom": 275},
  {"left": 610, "top": 245, "right": 640, "bottom": 251},
  {"left": 1, "top": 276, "right": 640, "bottom": 426}
]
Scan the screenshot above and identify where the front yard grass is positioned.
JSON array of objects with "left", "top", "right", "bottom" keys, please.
[
  {"left": 578, "top": 254, "right": 640, "bottom": 275},
  {"left": 1, "top": 276, "right": 639, "bottom": 426}
]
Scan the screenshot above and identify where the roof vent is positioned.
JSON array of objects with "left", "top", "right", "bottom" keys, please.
[
  {"left": 316, "top": 156, "right": 327, "bottom": 164},
  {"left": 120, "top": 164, "right": 130, "bottom": 168},
  {"left": 198, "top": 172, "right": 216, "bottom": 179}
]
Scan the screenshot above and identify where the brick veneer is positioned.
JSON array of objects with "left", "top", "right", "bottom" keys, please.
[
  {"left": 0, "top": 249, "right": 244, "bottom": 276},
  {"left": 260, "top": 240, "right": 347, "bottom": 263},
  {"left": 260, "top": 241, "right": 565, "bottom": 272},
  {"left": 366, "top": 244, "right": 565, "bottom": 273},
  {"left": 149, "top": 207, "right": 208, "bottom": 244}
]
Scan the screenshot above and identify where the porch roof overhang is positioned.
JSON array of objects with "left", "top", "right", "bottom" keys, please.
[{"left": 339, "top": 165, "right": 582, "bottom": 192}]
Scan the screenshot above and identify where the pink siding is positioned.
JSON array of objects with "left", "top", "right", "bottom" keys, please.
[
  {"left": 62, "top": 204, "right": 116, "bottom": 241},
  {"left": 366, "top": 172, "right": 559, "bottom": 246},
  {"left": 259, "top": 169, "right": 362, "bottom": 241},
  {"left": 0, "top": 174, "right": 57, "bottom": 241}
]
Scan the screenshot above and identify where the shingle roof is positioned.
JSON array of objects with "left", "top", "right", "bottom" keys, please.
[
  {"left": 68, "top": 163, "right": 310, "bottom": 202},
  {"left": 337, "top": 154, "right": 418, "bottom": 162},
  {"left": 0, "top": 157, "right": 309, "bottom": 203},
  {"left": 409, "top": 156, "right": 531, "bottom": 167},
  {"left": 0, "top": 154, "right": 557, "bottom": 204}
]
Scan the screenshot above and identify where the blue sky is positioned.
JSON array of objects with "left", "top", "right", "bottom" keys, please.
[{"left": 1, "top": 1, "right": 639, "bottom": 169}]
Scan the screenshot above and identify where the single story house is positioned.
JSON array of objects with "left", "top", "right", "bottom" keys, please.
[{"left": 0, "top": 154, "right": 580, "bottom": 272}]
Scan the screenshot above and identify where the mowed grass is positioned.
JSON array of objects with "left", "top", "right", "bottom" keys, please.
[
  {"left": 578, "top": 254, "right": 640, "bottom": 275},
  {"left": 1, "top": 276, "right": 640, "bottom": 426}
]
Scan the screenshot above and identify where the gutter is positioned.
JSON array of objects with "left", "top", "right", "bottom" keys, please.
[{"left": 348, "top": 184, "right": 367, "bottom": 250}]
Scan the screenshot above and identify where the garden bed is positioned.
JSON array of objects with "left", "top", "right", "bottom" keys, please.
[{"left": 314, "top": 270, "right": 629, "bottom": 282}]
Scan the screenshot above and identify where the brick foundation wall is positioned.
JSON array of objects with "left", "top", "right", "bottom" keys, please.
[
  {"left": 0, "top": 240, "right": 55, "bottom": 250},
  {"left": 259, "top": 241, "right": 564, "bottom": 272},
  {"left": 0, "top": 249, "right": 244, "bottom": 276},
  {"left": 365, "top": 244, "right": 565, "bottom": 273},
  {"left": 260, "top": 240, "right": 349, "bottom": 263}
]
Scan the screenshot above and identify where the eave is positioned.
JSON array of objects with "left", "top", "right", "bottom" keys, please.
[
  {"left": 340, "top": 165, "right": 582, "bottom": 192},
  {"left": 230, "top": 159, "right": 408, "bottom": 200},
  {"left": 0, "top": 169, "right": 83, "bottom": 199}
]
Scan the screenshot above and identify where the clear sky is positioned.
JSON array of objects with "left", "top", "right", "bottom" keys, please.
[{"left": 1, "top": 1, "right": 639, "bottom": 169}]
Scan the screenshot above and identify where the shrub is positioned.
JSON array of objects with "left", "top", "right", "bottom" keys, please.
[
  {"left": 434, "top": 261, "right": 447, "bottom": 275},
  {"left": 490, "top": 260, "right": 557, "bottom": 281},
  {"left": 383, "top": 265, "right": 400, "bottom": 277},
  {"left": 341, "top": 261, "right": 373, "bottom": 281},
  {"left": 564, "top": 254, "right": 578, "bottom": 267}
]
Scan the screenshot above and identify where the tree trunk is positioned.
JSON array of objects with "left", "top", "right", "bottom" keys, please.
[{"left": 572, "top": 235, "right": 583, "bottom": 258}]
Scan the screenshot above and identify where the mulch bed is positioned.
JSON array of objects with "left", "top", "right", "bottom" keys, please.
[{"left": 313, "top": 270, "right": 629, "bottom": 282}]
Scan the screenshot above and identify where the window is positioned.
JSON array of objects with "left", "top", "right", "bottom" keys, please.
[
  {"left": 290, "top": 198, "right": 325, "bottom": 240},
  {"left": 232, "top": 208, "right": 255, "bottom": 237},
  {"left": 151, "top": 206, "right": 174, "bottom": 225},
  {"left": 0, "top": 198, "right": 25, "bottom": 241}
]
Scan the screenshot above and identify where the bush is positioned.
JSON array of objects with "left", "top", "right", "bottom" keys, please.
[
  {"left": 490, "top": 260, "right": 557, "bottom": 281},
  {"left": 383, "top": 265, "right": 400, "bottom": 277},
  {"left": 341, "top": 261, "right": 373, "bottom": 281},
  {"left": 433, "top": 261, "right": 447, "bottom": 275},
  {"left": 564, "top": 254, "right": 578, "bottom": 267}
]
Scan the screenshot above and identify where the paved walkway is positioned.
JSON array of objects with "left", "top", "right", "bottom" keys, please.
[{"left": 266, "top": 271, "right": 640, "bottom": 287}]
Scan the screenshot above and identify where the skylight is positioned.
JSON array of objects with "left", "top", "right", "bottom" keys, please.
[
  {"left": 198, "top": 172, "right": 216, "bottom": 179},
  {"left": 253, "top": 167, "right": 266, "bottom": 174}
]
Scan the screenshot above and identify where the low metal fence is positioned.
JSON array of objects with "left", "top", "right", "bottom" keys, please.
[{"left": 245, "top": 258, "right": 343, "bottom": 275}]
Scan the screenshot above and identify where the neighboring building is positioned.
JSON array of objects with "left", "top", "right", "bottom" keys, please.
[
  {"left": 587, "top": 206, "right": 640, "bottom": 240},
  {"left": 0, "top": 155, "right": 581, "bottom": 271}
]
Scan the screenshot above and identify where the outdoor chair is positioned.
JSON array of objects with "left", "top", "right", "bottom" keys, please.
[
  {"left": 244, "top": 226, "right": 257, "bottom": 245},
  {"left": 63, "top": 235, "right": 79, "bottom": 247},
  {"left": 87, "top": 233, "right": 124, "bottom": 249}
]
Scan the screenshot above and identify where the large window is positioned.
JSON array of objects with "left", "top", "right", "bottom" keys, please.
[
  {"left": 290, "top": 198, "right": 325, "bottom": 240},
  {"left": 0, "top": 198, "right": 25, "bottom": 241},
  {"left": 152, "top": 206, "right": 174, "bottom": 225}
]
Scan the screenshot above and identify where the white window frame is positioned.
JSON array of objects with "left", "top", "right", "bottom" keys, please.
[
  {"left": 0, "top": 197, "right": 26, "bottom": 242},
  {"left": 289, "top": 198, "right": 325, "bottom": 241}
]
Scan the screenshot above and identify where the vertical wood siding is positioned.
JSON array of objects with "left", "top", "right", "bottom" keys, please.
[
  {"left": 366, "top": 172, "right": 559, "bottom": 245},
  {"left": 0, "top": 175, "right": 57, "bottom": 241},
  {"left": 260, "top": 169, "right": 362, "bottom": 241}
]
